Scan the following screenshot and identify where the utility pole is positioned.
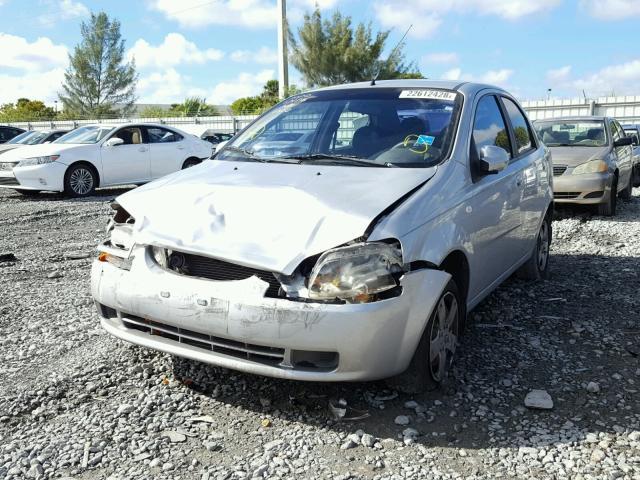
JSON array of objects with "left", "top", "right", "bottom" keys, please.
[{"left": 277, "top": 0, "right": 289, "bottom": 100}]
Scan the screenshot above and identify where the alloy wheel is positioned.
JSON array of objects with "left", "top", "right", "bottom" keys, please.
[
  {"left": 537, "top": 220, "right": 550, "bottom": 271},
  {"left": 69, "top": 168, "right": 93, "bottom": 195},
  {"left": 429, "top": 291, "right": 459, "bottom": 382}
]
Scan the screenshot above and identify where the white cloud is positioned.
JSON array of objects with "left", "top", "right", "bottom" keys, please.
[
  {"left": 374, "top": 0, "right": 560, "bottom": 38},
  {"left": 151, "top": 0, "right": 279, "bottom": 28},
  {"left": 128, "top": 33, "right": 224, "bottom": 69},
  {"left": 573, "top": 59, "right": 640, "bottom": 96},
  {"left": 441, "top": 68, "right": 462, "bottom": 81},
  {"left": 580, "top": 0, "right": 640, "bottom": 20},
  {"left": 546, "top": 65, "right": 572, "bottom": 84},
  {"left": 423, "top": 52, "right": 459, "bottom": 64},
  {"left": 439, "top": 67, "right": 514, "bottom": 86},
  {"left": 0, "top": 68, "right": 66, "bottom": 104},
  {"left": 39, "top": 0, "right": 89, "bottom": 26},
  {"left": 0, "top": 33, "right": 68, "bottom": 72},
  {"left": 480, "top": 68, "right": 514, "bottom": 84},
  {"left": 208, "top": 69, "right": 275, "bottom": 104},
  {"left": 230, "top": 47, "right": 278, "bottom": 65},
  {"left": 137, "top": 68, "right": 209, "bottom": 103}
]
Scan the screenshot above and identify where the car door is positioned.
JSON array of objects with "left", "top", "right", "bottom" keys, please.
[
  {"left": 146, "top": 126, "right": 187, "bottom": 179},
  {"left": 100, "top": 126, "right": 150, "bottom": 185},
  {"left": 610, "top": 120, "right": 633, "bottom": 188},
  {"left": 499, "top": 96, "right": 549, "bottom": 246},
  {"left": 465, "top": 94, "right": 525, "bottom": 295}
]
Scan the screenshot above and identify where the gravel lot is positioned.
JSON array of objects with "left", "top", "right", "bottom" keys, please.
[{"left": 1, "top": 186, "right": 639, "bottom": 480}]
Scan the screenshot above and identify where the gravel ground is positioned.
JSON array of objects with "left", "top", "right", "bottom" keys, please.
[{"left": 0, "top": 186, "right": 639, "bottom": 480}]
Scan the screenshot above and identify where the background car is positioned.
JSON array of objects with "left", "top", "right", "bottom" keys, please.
[
  {"left": 0, "top": 123, "right": 212, "bottom": 197},
  {"left": 0, "top": 129, "right": 69, "bottom": 156},
  {"left": 92, "top": 81, "right": 553, "bottom": 392},
  {"left": 622, "top": 124, "right": 640, "bottom": 187},
  {"left": 0, "top": 126, "right": 26, "bottom": 143},
  {"left": 200, "top": 130, "right": 234, "bottom": 154},
  {"left": 534, "top": 116, "right": 634, "bottom": 216}
]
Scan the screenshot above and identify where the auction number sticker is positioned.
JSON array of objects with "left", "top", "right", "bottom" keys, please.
[{"left": 399, "top": 89, "right": 458, "bottom": 101}]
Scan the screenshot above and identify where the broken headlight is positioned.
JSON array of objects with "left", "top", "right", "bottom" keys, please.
[{"left": 308, "top": 242, "right": 403, "bottom": 302}]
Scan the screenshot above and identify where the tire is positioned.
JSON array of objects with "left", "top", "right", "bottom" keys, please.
[
  {"left": 619, "top": 171, "right": 632, "bottom": 201},
  {"left": 633, "top": 166, "right": 640, "bottom": 188},
  {"left": 64, "top": 164, "right": 97, "bottom": 197},
  {"left": 182, "top": 158, "right": 201, "bottom": 169},
  {"left": 16, "top": 189, "right": 40, "bottom": 196},
  {"left": 517, "top": 213, "right": 551, "bottom": 281},
  {"left": 387, "top": 279, "right": 462, "bottom": 393},
  {"left": 597, "top": 176, "right": 617, "bottom": 216}
]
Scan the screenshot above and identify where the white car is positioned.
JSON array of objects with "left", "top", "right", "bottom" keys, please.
[{"left": 0, "top": 123, "right": 212, "bottom": 197}]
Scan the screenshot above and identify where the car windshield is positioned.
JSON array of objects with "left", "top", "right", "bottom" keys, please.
[
  {"left": 216, "top": 87, "right": 462, "bottom": 168},
  {"left": 534, "top": 120, "right": 608, "bottom": 147},
  {"left": 7, "top": 131, "right": 48, "bottom": 145},
  {"left": 54, "top": 126, "right": 114, "bottom": 144}
]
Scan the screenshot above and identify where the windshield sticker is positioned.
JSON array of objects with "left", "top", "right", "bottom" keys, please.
[
  {"left": 399, "top": 90, "right": 457, "bottom": 101},
  {"left": 403, "top": 134, "right": 434, "bottom": 154}
]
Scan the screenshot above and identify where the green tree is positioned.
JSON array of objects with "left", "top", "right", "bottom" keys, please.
[
  {"left": 289, "top": 9, "right": 421, "bottom": 88},
  {"left": 59, "top": 11, "right": 137, "bottom": 117},
  {"left": 168, "top": 97, "right": 217, "bottom": 117},
  {"left": 0, "top": 98, "right": 56, "bottom": 122},
  {"left": 140, "top": 106, "right": 170, "bottom": 118},
  {"left": 230, "top": 96, "right": 266, "bottom": 115}
]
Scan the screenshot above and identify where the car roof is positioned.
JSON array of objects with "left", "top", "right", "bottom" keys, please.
[{"left": 312, "top": 79, "right": 508, "bottom": 97}]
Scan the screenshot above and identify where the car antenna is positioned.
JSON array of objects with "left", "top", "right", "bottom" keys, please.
[{"left": 372, "top": 24, "right": 413, "bottom": 86}]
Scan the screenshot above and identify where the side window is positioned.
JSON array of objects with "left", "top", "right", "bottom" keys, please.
[
  {"left": 472, "top": 95, "right": 512, "bottom": 159},
  {"left": 111, "top": 127, "right": 144, "bottom": 145},
  {"left": 49, "top": 132, "right": 65, "bottom": 141},
  {"left": 147, "top": 127, "right": 182, "bottom": 143},
  {"left": 502, "top": 97, "right": 533, "bottom": 154}
]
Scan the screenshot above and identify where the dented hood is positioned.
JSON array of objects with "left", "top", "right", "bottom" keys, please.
[{"left": 118, "top": 160, "right": 436, "bottom": 274}]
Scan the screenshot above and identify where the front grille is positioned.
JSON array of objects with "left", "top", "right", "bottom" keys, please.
[
  {"left": 122, "top": 315, "right": 286, "bottom": 366},
  {"left": 554, "top": 192, "right": 580, "bottom": 199},
  {"left": 553, "top": 165, "right": 567, "bottom": 176},
  {"left": 0, "top": 176, "right": 19, "bottom": 186},
  {"left": 175, "top": 252, "right": 282, "bottom": 297}
]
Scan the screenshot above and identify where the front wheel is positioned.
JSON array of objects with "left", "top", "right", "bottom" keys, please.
[
  {"left": 64, "top": 164, "right": 96, "bottom": 197},
  {"left": 182, "top": 158, "right": 201, "bottom": 169},
  {"left": 517, "top": 214, "right": 551, "bottom": 281},
  {"left": 387, "top": 279, "right": 461, "bottom": 393},
  {"left": 597, "top": 177, "right": 617, "bottom": 216},
  {"left": 619, "top": 171, "right": 633, "bottom": 201}
]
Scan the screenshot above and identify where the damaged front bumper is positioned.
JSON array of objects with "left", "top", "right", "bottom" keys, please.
[{"left": 91, "top": 245, "right": 451, "bottom": 382}]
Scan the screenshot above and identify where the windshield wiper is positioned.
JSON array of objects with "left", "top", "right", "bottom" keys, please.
[
  {"left": 281, "top": 153, "right": 392, "bottom": 167},
  {"left": 223, "top": 146, "right": 300, "bottom": 164}
]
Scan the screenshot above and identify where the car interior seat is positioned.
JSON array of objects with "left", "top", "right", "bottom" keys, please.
[
  {"left": 131, "top": 130, "right": 142, "bottom": 144},
  {"left": 586, "top": 128, "right": 604, "bottom": 143}
]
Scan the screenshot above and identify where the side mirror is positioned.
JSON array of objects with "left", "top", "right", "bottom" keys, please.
[
  {"left": 104, "top": 137, "right": 124, "bottom": 147},
  {"left": 479, "top": 145, "right": 509, "bottom": 174},
  {"left": 633, "top": 135, "right": 639, "bottom": 146},
  {"left": 614, "top": 137, "right": 633, "bottom": 147}
]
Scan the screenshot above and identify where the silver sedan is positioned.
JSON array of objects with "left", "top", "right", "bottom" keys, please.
[{"left": 91, "top": 80, "right": 553, "bottom": 392}]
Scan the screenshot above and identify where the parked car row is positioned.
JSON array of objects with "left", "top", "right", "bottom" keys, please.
[{"left": 0, "top": 123, "right": 213, "bottom": 197}]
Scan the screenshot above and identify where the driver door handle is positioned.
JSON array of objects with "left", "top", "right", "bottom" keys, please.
[{"left": 138, "top": 146, "right": 148, "bottom": 152}]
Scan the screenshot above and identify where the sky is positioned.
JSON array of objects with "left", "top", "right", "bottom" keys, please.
[{"left": 1, "top": 0, "right": 640, "bottom": 108}]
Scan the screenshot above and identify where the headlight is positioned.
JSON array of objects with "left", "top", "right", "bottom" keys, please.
[
  {"left": 308, "top": 242, "right": 403, "bottom": 302},
  {"left": 572, "top": 159, "right": 607, "bottom": 175},
  {"left": 151, "top": 246, "right": 169, "bottom": 269},
  {"left": 17, "top": 155, "right": 60, "bottom": 167}
]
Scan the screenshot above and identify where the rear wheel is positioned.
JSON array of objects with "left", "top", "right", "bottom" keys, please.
[
  {"left": 597, "top": 176, "right": 617, "bottom": 216},
  {"left": 64, "top": 164, "right": 97, "bottom": 197},
  {"left": 387, "top": 279, "right": 461, "bottom": 393},
  {"left": 633, "top": 165, "right": 640, "bottom": 188},
  {"left": 517, "top": 214, "right": 551, "bottom": 281}
]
